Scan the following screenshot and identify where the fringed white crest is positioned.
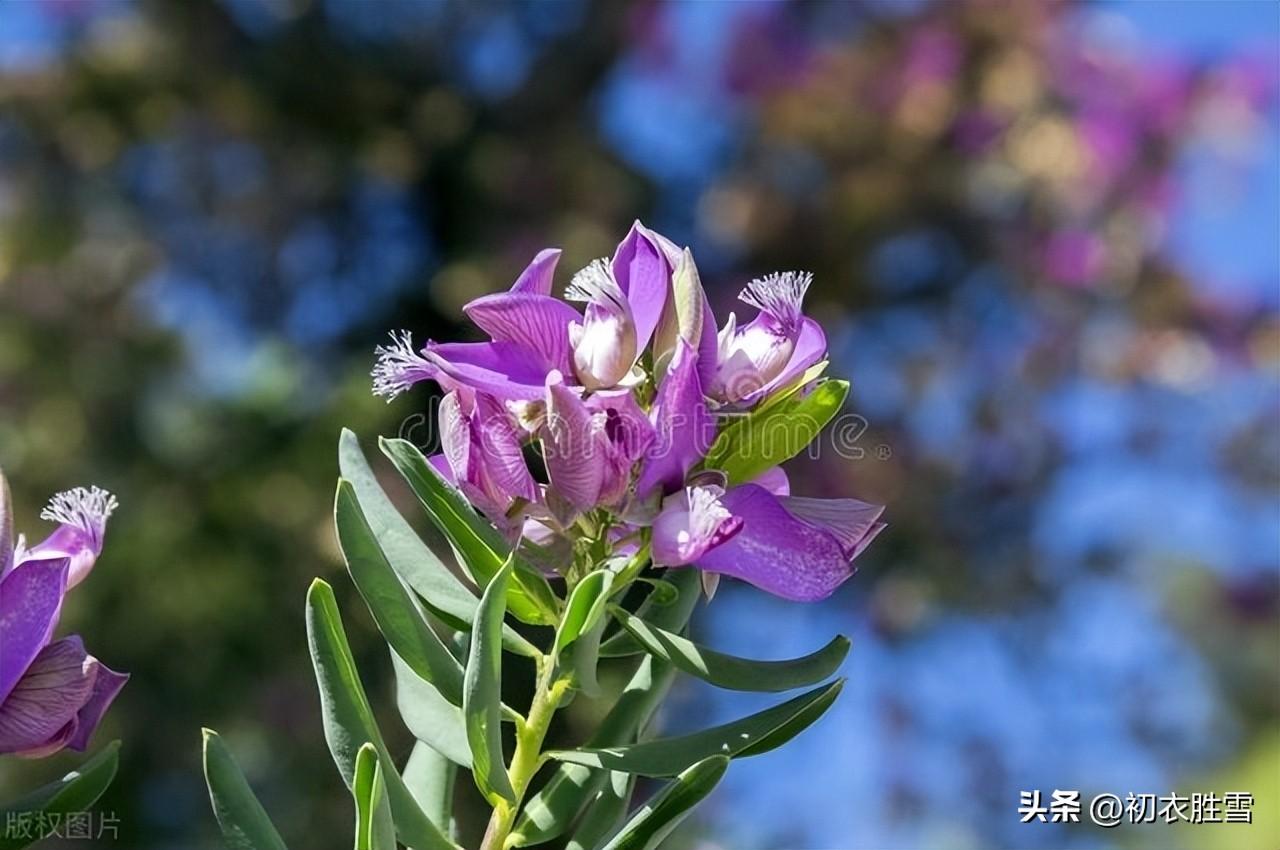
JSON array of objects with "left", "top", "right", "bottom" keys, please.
[
  {"left": 738, "top": 271, "right": 813, "bottom": 333},
  {"left": 372, "top": 329, "right": 431, "bottom": 401},
  {"left": 40, "top": 485, "right": 118, "bottom": 545},
  {"left": 565, "top": 259, "right": 629, "bottom": 313}
]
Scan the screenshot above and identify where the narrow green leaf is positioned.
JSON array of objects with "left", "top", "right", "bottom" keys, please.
[
  {"left": 339, "top": 429, "right": 539, "bottom": 657},
  {"left": 702, "top": 378, "right": 849, "bottom": 485},
  {"left": 353, "top": 744, "right": 396, "bottom": 850},
  {"left": 337, "top": 479, "right": 465, "bottom": 705},
  {"left": 202, "top": 730, "right": 288, "bottom": 850},
  {"left": 463, "top": 562, "right": 516, "bottom": 805},
  {"left": 0, "top": 741, "right": 120, "bottom": 850},
  {"left": 546, "top": 679, "right": 844, "bottom": 776},
  {"left": 510, "top": 657, "right": 677, "bottom": 847},
  {"left": 565, "top": 770, "right": 633, "bottom": 850},
  {"left": 599, "top": 569, "right": 700, "bottom": 658},
  {"left": 599, "top": 756, "right": 729, "bottom": 850},
  {"left": 380, "top": 436, "right": 559, "bottom": 626},
  {"left": 391, "top": 650, "right": 471, "bottom": 767},
  {"left": 554, "top": 570, "right": 614, "bottom": 656},
  {"left": 402, "top": 742, "right": 456, "bottom": 841},
  {"left": 612, "top": 609, "right": 849, "bottom": 692},
  {"left": 305, "top": 579, "right": 459, "bottom": 850}
]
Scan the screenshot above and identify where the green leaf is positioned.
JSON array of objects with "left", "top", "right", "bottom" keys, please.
[
  {"left": 599, "top": 756, "right": 729, "bottom": 850},
  {"left": 202, "top": 730, "right": 288, "bottom": 850},
  {"left": 611, "top": 608, "right": 849, "bottom": 692},
  {"left": 390, "top": 649, "right": 471, "bottom": 767},
  {"left": 305, "top": 579, "right": 459, "bottom": 850},
  {"left": 701, "top": 378, "right": 849, "bottom": 485},
  {"left": 510, "top": 657, "right": 677, "bottom": 847},
  {"left": 546, "top": 679, "right": 844, "bottom": 776},
  {"left": 402, "top": 742, "right": 456, "bottom": 841},
  {"left": 337, "top": 479, "right": 465, "bottom": 705},
  {"left": 353, "top": 744, "right": 396, "bottom": 850},
  {"left": 599, "top": 569, "right": 700, "bottom": 658},
  {"left": 339, "top": 430, "right": 539, "bottom": 658},
  {"left": 565, "top": 770, "right": 633, "bottom": 850},
  {"left": 554, "top": 570, "right": 613, "bottom": 658},
  {"left": 0, "top": 741, "right": 120, "bottom": 850},
  {"left": 463, "top": 562, "right": 517, "bottom": 805},
  {"left": 380, "top": 436, "right": 559, "bottom": 627}
]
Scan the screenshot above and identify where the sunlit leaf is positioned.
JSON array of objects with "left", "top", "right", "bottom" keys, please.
[
  {"left": 339, "top": 430, "right": 539, "bottom": 657},
  {"left": 337, "top": 479, "right": 464, "bottom": 705},
  {"left": 402, "top": 742, "right": 456, "bottom": 842},
  {"left": 565, "top": 770, "right": 633, "bottom": 850},
  {"left": 0, "top": 741, "right": 120, "bottom": 850},
  {"left": 546, "top": 679, "right": 844, "bottom": 776},
  {"left": 202, "top": 730, "right": 288, "bottom": 850},
  {"left": 391, "top": 650, "right": 471, "bottom": 767},
  {"left": 599, "top": 569, "right": 700, "bottom": 658},
  {"left": 599, "top": 756, "right": 729, "bottom": 850},
  {"left": 380, "top": 436, "right": 559, "bottom": 626},
  {"left": 463, "top": 562, "right": 516, "bottom": 805},
  {"left": 353, "top": 744, "right": 396, "bottom": 850},
  {"left": 611, "top": 608, "right": 849, "bottom": 692},
  {"left": 305, "top": 579, "right": 458, "bottom": 850},
  {"left": 701, "top": 379, "right": 849, "bottom": 485}
]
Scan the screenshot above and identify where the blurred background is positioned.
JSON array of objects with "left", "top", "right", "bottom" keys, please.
[{"left": 0, "top": 1, "right": 1276, "bottom": 848}]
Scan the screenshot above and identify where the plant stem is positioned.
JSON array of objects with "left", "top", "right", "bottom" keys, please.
[{"left": 479, "top": 662, "right": 570, "bottom": 850}]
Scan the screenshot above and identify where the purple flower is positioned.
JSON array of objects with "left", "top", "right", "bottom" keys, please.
[
  {"left": 431, "top": 390, "right": 540, "bottom": 530},
  {"left": 371, "top": 226, "right": 885, "bottom": 602},
  {"left": 0, "top": 474, "right": 127, "bottom": 758},
  {"left": 651, "top": 482, "right": 886, "bottom": 602},
  {"left": 710, "top": 272, "right": 828, "bottom": 405}
]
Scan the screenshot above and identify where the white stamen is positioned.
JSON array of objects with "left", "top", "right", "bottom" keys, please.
[
  {"left": 40, "top": 486, "right": 117, "bottom": 545},
  {"left": 372, "top": 329, "right": 430, "bottom": 401},
  {"left": 565, "top": 259, "right": 628, "bottom": 312},
  {"left": 738, "top": 271, "right": 812, "bottom": 333}
]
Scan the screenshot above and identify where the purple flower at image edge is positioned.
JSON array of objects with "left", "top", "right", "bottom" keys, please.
[
  {"left": 370, "top": 222, "right": 886, "bottom": 602},
  {"left": 0, "top": 471, "right": 128, "bottom": 758}
]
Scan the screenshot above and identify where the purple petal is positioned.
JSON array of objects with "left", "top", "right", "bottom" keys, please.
[
  {"left": 750, "top": 466, "right": 790, "bottom": 496},
  {"left": 510, "top": 248, "right": 562, "bottom": 296},
  {"left": 66, "top": 659, "right": 128, "bottom": 752},
  {"left": 437, "top": 391, "right": 474, "bottom": 485},
  {"left": 542, "top": 373, "right": 605, "bottom": 512},
  {"left": 472, "top": 393, "right": 539, "bottom": 504},
  {"left": 585, "top": 390, "right": 656, "bottom": 462},
  {"left": 426, "top": 453, "right": 457, "bottom": 485},
  {"left": 696, "top": 294, "right": 720, "bottom": 393},
  {"left": 637, "top": 340, "right": 714, "bottom": 498},
  {"left": 781, "top": 496, "right": 886, "bottom": 558},
  {"left": 463, "top": 292, "right": 579, "bottom": 375},
  {"left": 0, "top": 559, "right": 69, "bottom": 705},
  {"left": 693, "top": 484, "right": 855, "bottom": 601},
  {"left": 611, "top": 222, "right": 670, "bottom": 353},
  {"left": 424, "top": 340, "right": 552, "bottom": 400},
  {"left": 652, "top": 486, "right": 743, "bottom": 566},
  {"left": 740, "top": 317, "right": 827, "bottom": 405},
  {"left": 0, "top": 636, "right": 93, "bottom": 757}
]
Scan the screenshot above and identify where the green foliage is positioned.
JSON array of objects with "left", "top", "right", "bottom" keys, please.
[
  {"left": 599, "top": 756, "right": 730, "bottom": 850},
  {"left": 547, "top": 679, "right": 845, "bottom": 776},
  {"left": 462, "top": 563, "right": 518, "bottom": 806},
  {"left": 702, "top": 377, "right": 848, "bottom": 485},
  {"left": 0, "top": 742, "right": 120, "bottom": 850},
  {"left": 611, "top": 607, "right": 850, "bottom": 692},
  {"left": 202, "top": 730, "right": 288, "bottom": 850},
  {"left": 352, "top": 744, "right": 396, "bottom": 850}
]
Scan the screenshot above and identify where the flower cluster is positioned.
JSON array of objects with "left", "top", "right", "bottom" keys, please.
[
  {"left": 373, "top": 224, "right": 884, "bottom": 600},
  {"left": 0, "top": 472, "right": 128, "bottom": 758}
]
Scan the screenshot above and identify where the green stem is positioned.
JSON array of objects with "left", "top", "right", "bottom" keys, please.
[{"left": 480, "top": 661, "right": 570, "bottom": 850}]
